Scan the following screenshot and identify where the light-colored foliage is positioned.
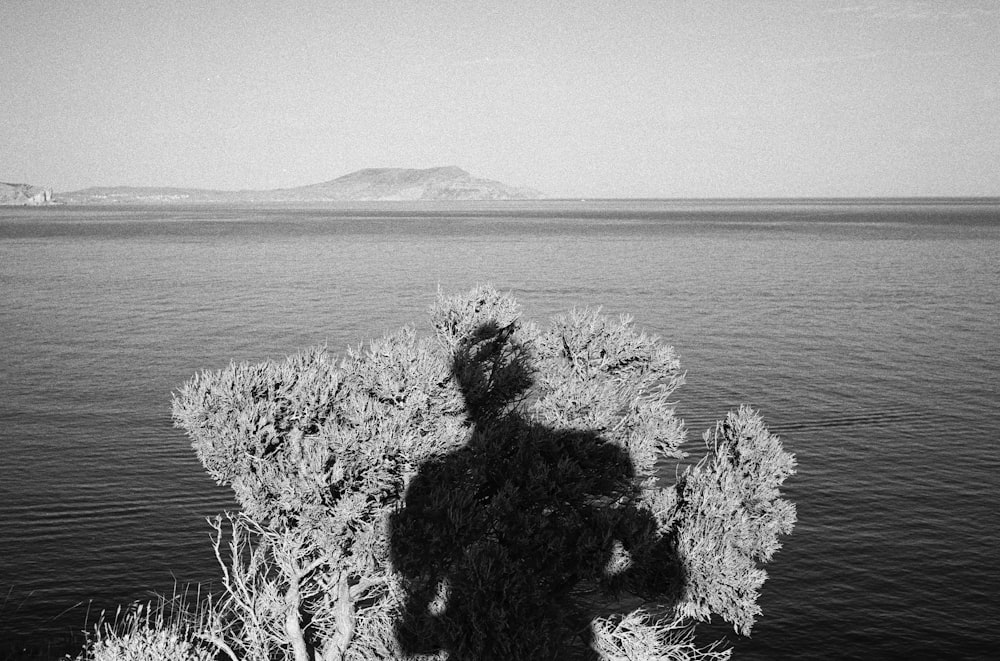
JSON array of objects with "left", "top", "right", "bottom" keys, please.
[
  {"left": 590, "top": 611, "right": 732, "bottom": 661},
  {"left": 74, "top": 599, "right": 218, "bottom": 661},
  {"left": 165, "top": 286, "right": 796, "bottom": 660},
  {"left": 672, "top": 407, "right": 798, "bottom": 635}
]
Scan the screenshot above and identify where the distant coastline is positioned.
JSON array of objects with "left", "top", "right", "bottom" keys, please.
[
  {"left": 0, "top": 182, "right": 53, "bottom": 206},
  {"left": 52, "top": 166, "right": 544, "bottom": 205},
  {"left": 4, "top": 168, "right": 997, "bottom": 209}
]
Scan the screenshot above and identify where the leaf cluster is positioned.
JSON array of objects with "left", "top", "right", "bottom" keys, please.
[{"left": 671, "top": 407, "right": 798, "bottom": 635}]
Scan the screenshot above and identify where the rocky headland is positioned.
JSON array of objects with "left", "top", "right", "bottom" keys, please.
[
  {"left": 56, "top": 167, "right": 543, "bottom": 204},
  {"left": 0, "top": 182, "right": 54, "bottom": 205}
]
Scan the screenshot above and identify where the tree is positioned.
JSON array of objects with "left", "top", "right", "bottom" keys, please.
[{"left": 171, "top": 286, "right": 796, "bottom": 660}]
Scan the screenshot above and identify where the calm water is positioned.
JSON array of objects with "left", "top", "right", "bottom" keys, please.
[{"left": 1, "top": 201, "right": 998, "bottom": 659}]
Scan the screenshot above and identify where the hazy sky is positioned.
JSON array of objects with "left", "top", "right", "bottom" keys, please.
[{"left": 3, "top": 0, "right": 998, "bottom": 197}]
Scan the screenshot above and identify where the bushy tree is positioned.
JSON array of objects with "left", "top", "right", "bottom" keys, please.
[{"left": 171, "top": 286, "right": 795, "bottom": 660}]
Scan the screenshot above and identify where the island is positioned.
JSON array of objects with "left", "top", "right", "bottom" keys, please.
[{"left": 55, "top": 167, "right": 544, "bottom": 204}]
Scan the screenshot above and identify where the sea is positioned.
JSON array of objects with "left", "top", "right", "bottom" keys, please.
[{"left": 1, "top": 200, "right": 998, "bottom": 659}]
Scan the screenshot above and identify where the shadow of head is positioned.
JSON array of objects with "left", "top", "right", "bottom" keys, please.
[{"left": 448, "top": 320, "right": 534, "bottom": 421}]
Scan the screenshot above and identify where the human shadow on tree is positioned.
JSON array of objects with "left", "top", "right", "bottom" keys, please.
[{"left": 389, "top": 321, "right": 683, "bottom": 660}]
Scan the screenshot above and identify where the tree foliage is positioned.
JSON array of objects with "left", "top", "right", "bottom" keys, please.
[{"left": 170, "top": 286, "right": 796, "bottom": 660}]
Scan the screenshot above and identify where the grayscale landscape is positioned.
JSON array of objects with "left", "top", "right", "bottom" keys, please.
[{"left": 2, "top": 2, "right": 998, "bottom": 660}]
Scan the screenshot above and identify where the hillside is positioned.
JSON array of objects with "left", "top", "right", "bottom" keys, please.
[
  {"left": 0, "top": 182, "right": 53, "bottom": 205},
  {"left": 275, "top": 166, "right": 541, "bottom": 201},
  {"left": 57, "top": 167, "right": 543, "bottom": 204}
]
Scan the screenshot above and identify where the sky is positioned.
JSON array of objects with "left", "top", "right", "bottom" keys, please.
[{"left": 2, "top": 0, "right": 998, "bottom": 198}]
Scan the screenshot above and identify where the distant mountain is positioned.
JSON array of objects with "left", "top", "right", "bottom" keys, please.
[
  {"left": 0, "top": 182, "right": 53, "bottom": 206},
  {"left": 276, "top": 166, "right": 543, "bottom": 201},
  {"left": 57, "top": 167, "right": 543, "bottom": 204}
]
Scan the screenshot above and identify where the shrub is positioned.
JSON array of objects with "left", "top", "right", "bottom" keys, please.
[
  {"left": 171, "top": 286, "right": 796, "bottom": 660},
  {"left": 74, "top": 599, "right": 217, "bottom": 661}
]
